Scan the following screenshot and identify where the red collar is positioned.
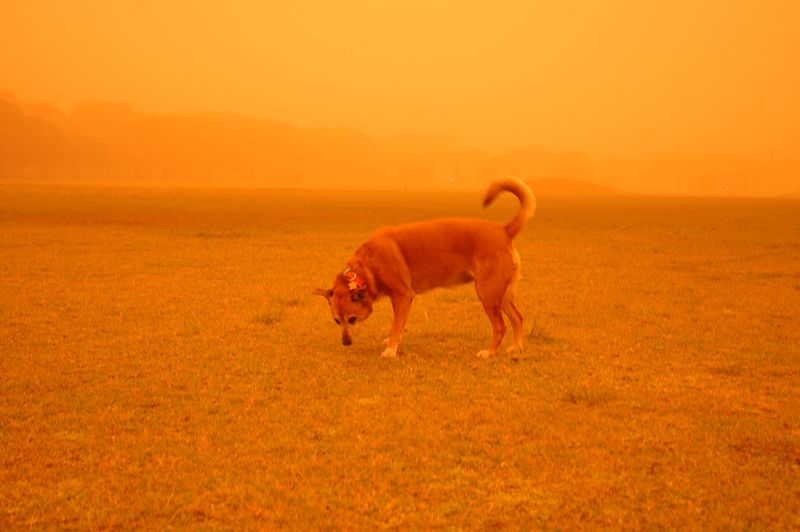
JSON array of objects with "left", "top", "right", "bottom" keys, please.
[{"left": 343, "top": 268, "right": 367, "bottom": 292}]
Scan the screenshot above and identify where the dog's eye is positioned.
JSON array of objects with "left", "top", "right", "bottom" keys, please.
[
  {"left": 333, "top": 318, "right": 341, "bottom": 325},
  {"left": 347, "top": 316, "right": 357, "bottom": 325}
]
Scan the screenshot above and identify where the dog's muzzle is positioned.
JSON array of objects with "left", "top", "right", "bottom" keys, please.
[{"left": 342, "top": 333, "right": 352, "bottom": 346}]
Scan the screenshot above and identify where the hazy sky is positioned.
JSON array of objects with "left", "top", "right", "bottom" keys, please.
[{"left": 2, "top": 0, "right": 799, "bottom": 158}]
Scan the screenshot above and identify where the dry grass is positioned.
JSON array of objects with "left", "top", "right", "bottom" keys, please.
[{"left": 1, "top": 184, "right": 799, "bottom": 529}]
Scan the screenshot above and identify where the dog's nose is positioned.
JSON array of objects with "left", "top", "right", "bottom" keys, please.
[{"left": 342, "top": 335, "right": 352, "bottom": 346}]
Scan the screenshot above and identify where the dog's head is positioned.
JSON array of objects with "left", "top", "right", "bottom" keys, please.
[{"left": 313, "top": 269, "right": 374, "bottom": 346}]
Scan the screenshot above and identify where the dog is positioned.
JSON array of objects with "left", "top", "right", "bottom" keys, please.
[{"left": 313, "top": 177, "right": 536, "bottom": 358}]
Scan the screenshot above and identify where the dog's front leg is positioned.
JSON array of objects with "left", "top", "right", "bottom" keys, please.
[{"left": 381, "top": 294, "right": 413, "bottom": 357}]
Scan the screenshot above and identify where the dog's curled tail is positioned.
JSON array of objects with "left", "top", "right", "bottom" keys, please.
[{"left": 483, "top": 177, "right": 537, "bottom": 238}]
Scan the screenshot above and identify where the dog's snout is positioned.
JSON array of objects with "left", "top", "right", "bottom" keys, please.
[{"left": 342, "top": 334, "right": 352, "bottom": 346}]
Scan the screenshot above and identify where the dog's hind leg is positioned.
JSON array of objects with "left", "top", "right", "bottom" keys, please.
[
  {"left": 502, "top": 295, "right": 524, "bottom": 354},
  {"left": 502, "top": 249, "right": 524, "bottom": 354},
  {"left": 474, "top": 280, "right": 508, "bottom": 358}
]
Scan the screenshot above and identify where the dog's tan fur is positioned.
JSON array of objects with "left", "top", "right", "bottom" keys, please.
[{"left": 314, "top": 178, "right": 536, "bottom": 358}]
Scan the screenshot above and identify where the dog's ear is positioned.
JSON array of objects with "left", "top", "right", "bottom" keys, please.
[{"left": 312, "top": 288, "right": 333, "bottom": 301}]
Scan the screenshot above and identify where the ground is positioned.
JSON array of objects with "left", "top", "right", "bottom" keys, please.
[{"left": 1, "top": 184, "right": 799, "bottom": 528}]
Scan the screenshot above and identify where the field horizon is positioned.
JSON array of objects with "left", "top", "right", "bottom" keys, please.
[
  {"left": 4, "top": 175, "right": 796, "bottom": 200},
  {"left": 2, "top": 183, "right": 799, "bottom": 528}
]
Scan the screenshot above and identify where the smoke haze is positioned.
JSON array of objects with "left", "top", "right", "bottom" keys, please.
[{"left": 2, "top": 1, "right": 800, "bottom": 193}]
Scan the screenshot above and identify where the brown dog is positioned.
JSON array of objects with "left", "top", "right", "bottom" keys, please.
[{"left": 313, "top": 178, "right": 536, "bottom": 358}]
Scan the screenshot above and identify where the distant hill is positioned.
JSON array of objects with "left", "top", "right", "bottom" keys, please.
[
  {"left": 3, "top": 89, "right": 799, "bottom": 195},
  {"left": 526, "top": 178, "right": 622, "bottom": 196},
  {"left": 0, "top": 97, "right": 66, "bottom": 167},
  {"left": 1, "top": 90, "right": 606, "bottom": 189}
]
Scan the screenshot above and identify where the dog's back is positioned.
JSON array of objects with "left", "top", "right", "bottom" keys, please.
[
  {"left": 360, "top": 178, "right": 535, "bottom": 294},
  {"left": 368, "top": 218, "right": 507, "bottom": 292}
]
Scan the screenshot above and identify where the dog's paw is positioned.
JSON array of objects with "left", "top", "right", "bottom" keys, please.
[
  {"left": 506, "top": 344, "right": 523, "bottom": 355},
  {"left": 382, "top": 337, "right": 390, "bottom": 346},
  {"left": 475, "top": 349, "right": 496, "bottom": 359},
  {"left": 380, "top": 346, "right": 398, "bottom": 358}
]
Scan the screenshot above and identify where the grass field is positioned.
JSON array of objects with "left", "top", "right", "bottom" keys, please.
[{"left": 1, "top": 183, "right": 799, "bottom": 529}]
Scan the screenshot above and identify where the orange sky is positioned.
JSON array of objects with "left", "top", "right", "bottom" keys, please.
[{"left": 2, "top": 0, "right": 799, "bottom": 158}]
